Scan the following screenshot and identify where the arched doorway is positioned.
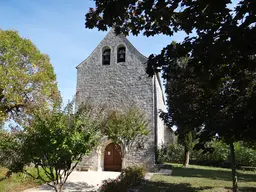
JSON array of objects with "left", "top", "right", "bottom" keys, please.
[{"left": 104, "top": 143, "right": 122, "bottom": 171}]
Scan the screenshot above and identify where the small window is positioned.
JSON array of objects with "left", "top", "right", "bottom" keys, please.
[
  {"left": 117, "top": 47, "right": 126, "bottom": 63},
  {"left": 102, "top": 49, "right": 111, "bottom": 65}
]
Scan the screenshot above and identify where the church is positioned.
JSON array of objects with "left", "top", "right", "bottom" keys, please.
[{"left": 75, "top": 29, "right": 174, "bottom": 171}]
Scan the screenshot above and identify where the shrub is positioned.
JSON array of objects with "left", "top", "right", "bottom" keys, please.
[
  {"left": 193, "top": 141, "right": 256, "bottom": 168},
  {"left": 166, "top": 144, "right": 184, "bottom": 163},
  {"left": 234, "top": 142, "right": 256, "bottom": 167},
  {"left": 158, "top": 141, "right": 256, "bottom": 168},
  {"left": 190, "top": 141, "right": 230, "bottom": 167},
  {"left": 100, "top": 178, "right": 122, "bottom": 192},
  {"left": 211, "top": 141, "right": 230, "bottom": 162},
  {"left": 157, "top": 144, "right": 184, "bottom": 164},
  {"left": 0, "top": 167, "right": 47, "bottom": 192},
  {"left": 120, "top": 166, "right": 145, "bottom": 187},
  {"left": 156, "top": 145, "right": 168, "bottom": 164},
  {"left": 99, "top": 166, "right": 145, "bottom": 192}
]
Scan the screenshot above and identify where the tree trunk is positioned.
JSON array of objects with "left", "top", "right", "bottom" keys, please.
[
  {"left": 121, "top": 149, "right": 127, "bottom": 169},
  {"left": 54, "top": 184, "right": 61, "bottom": 192},
  {"left": 184, "top": 149, "right": 190, "bottom": 167},
  {"left": 230, "top": 142, "right": 238, "bottom": 192},
  {"left": 59, "top": 184, "right": 63, "bottom": 192},
  {"left": 122, "top": 157, "right": 126, "bottom": 169}
]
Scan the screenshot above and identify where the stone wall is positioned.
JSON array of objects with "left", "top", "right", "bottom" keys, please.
[
  {"left": 164, "top": 126, "right": 177, "bottom": 145},
  {"left": 155, "top": 75, "right": 166, "bottom": 147},
  {"left": 76, "top": 29, "right": 156, "bottom": 171}
]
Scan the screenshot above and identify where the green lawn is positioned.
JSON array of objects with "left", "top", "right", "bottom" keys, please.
[
  {"left": 0, "top": 167, "right": 45, "bottom": 192},
  {"left": 138, "top": 164, "right": 256, "bottom": 192}
]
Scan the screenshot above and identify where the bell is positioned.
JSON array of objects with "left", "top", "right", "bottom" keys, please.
[{"left": 120, "top": 54, "right": 124, "bottom": 59}]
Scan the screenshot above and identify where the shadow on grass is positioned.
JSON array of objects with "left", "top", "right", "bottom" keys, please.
[
  {"left": 37, "top": 181, "right": 96, "bottom": 192},
  {"left": 224, "top": 186, "right": 256, "bottom": 192},
  {"left": 0, "top": 176, "right": 7, "bottom": 182},
  {"left": 136, "top": 180, "right": 212, "bottom": 192},
  {"left": 165, "top": 165, "right": 256, "bottom": 182},
  {"left": 136, "top": 180, "right": 256, "bottom": 192},
  {"left": 238, "top": 187, "right": 256, "bottom": 192}
]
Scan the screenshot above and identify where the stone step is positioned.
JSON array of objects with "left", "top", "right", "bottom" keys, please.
[{"left": 76, "top": 165, "right": 91, "bottom": 171}]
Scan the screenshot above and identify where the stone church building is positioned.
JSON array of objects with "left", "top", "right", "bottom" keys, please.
[{"left": 76, "top": 29, "right": 174, "bottom": 171}]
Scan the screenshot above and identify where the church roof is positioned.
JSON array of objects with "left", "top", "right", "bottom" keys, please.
[{"left": 76, "top": 28, "right": 147, "bottom": 69}]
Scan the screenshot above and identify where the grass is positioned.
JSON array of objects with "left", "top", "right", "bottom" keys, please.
[
  {"left": 0, "top": 167, "right": 46, "bottom": 192},
  {"left": 138, "top": 164, "right": 256, "bottom": 192}
]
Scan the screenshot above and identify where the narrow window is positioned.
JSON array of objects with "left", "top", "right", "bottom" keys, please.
[
  {"left": 117, "top": 47, "right": 126, "bottom": 63},
  {"left": 102, "top": 49, "right": 111, "bottom": 65}
]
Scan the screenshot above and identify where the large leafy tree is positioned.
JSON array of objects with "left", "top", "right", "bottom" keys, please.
[
  {"left": 84, "top": 1, "right": 255, "bottom": 191},
  {"left": 0, "top": 29, "right": 60, "bottom": 125},
  {"left": 161, "top": 49, "right": 200, "bottom": 167},
  {"left": 7, "top": 102, "right": 104, "bottom": 192}
]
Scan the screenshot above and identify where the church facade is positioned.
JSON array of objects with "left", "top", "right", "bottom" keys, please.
[{"left": 76, "top": 29, "right": 172, "bottom": 171}]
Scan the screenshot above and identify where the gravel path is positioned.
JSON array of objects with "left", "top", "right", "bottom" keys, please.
[{"left": 23, "top": 171, "right": 120, "bottom": 192}]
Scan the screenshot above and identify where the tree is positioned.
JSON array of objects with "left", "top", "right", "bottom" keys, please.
[
  {"left": 0, "top": 127, "right": 23, "bottom": 182},
  {"left": 84, "top": 1, "right": 255, "bottom": 191},
  {"left": 0, "top": 127, "right": 20, "bottom": 166},
  {"left": 178, "top": 131, "right": 195, "bottom": 167},
  {"left": 0, "top": 29, "right": 60, "bottom": 125},
  {"left": 7, "top": 102, "right": 104, "bottom": 192},
  {"left": 103, "top": 107, "right": 149, "bottom": 167},
  {"left": 160, "top": 47, "right": 199, "bottom": 167}
]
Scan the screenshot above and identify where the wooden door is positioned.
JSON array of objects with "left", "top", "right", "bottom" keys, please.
[{"left": 104, "top": 143, "right": 122, "bottom": 171}]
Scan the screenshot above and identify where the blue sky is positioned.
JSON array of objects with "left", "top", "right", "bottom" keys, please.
[
  {"left": 0, "top": 0, "right": 238, "bottom": 105},
  {"left": 0, "top": 0, "right": 187, "bottom": 105}
]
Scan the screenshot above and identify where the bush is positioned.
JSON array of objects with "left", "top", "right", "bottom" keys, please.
[
  {"left": 159, "top": 141, "right": 256, "bottom": 168},
  {"left": 157, "top": 144, "right": 184, "bottom": 164},
  {"left": 0, "top": 129, "right": 22, "bottom": 169},
  {"left": 156, "top": 145, "right": 168, "bottom": 164},
  {"left": 99, "top": 166, "right": 145, "bottom": 192},
  {"left": 120, "top": 166, "right": 145, "bottom": 187},
  {"left": 234, "top": 142, "right": 256, "bottom": 167},
  {"left": 190, "top": 141, "right": 230, "bottom": 167},
  {"left": 100, "top": 178, "right": 122, "bottom": 192},
  {"left": 0, "top": 167, "right": 47, "bottom": 192},
  {"left": 192, "top": 141, "right": 256, "bottom": 168}
]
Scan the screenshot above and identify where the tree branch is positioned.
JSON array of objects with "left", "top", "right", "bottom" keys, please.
[
  {"left": 24, "top": 168, "right": 54, "bottom": 188},
  {"left": 40, "top": 165, "right": 53, "bottom": 181}
]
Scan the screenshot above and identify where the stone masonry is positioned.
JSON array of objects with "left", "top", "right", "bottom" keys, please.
[{"left": 76, "top": 29, "right": 169, "bottom": 171}]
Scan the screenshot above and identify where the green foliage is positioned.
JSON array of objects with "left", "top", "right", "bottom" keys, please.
[
  {"left": 234, "top": 142, "right": 256, "bottom": 167},
  {"left": 156, "top": 145, "right": 168, "bottom": 164},
  {"left": 85, "top": 1, "right": 255, "bottom": 190},
  {"left": 100, "top": 178, "right": 120, "bottom": 192},
  {"left": 159, "top": 141, "right": 256, "bottom": 168},
  {"left": 120, "top": 166, "right": 146, "bottom": 187},
  {"left": 0, "top": 129, "right": 15, "bottom": 167},
  {"left": 157, "top": 144, "right": 184, "bottom": 164},
  {"left": 0, "top": 128, "right": 23, "bottom": 174},
  {"left": 207, "top": 141, "right": 230, "bottom": 162},
  {"left": 84, "top": 0, "right": 256, "bottom": 147},
  {"left": 178, "top": 131, "right": 196, "bottom": 166},
  {"left": 99, "top": 166, "right": 145, "bottom": 192},
  {"left": 103, "top": 107, "right": 149, "bottom": 156},
  {"left": 0, "top": 167, "right": 47, "bottom": 191},
  {"left": 183, "top": 132, "right": 195, "bottom": 152},
  {"left": 192, "top": 141, "right": 256, "bottom": 168},
  {"left": 8, "top": 102, "right": 104, "bottom": 192},
  {"left": 0, "top": 29, "right": 60, "bottom": 125},
  {"left": 191, "top": 141, "right": 231, "bottom": 168}
]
